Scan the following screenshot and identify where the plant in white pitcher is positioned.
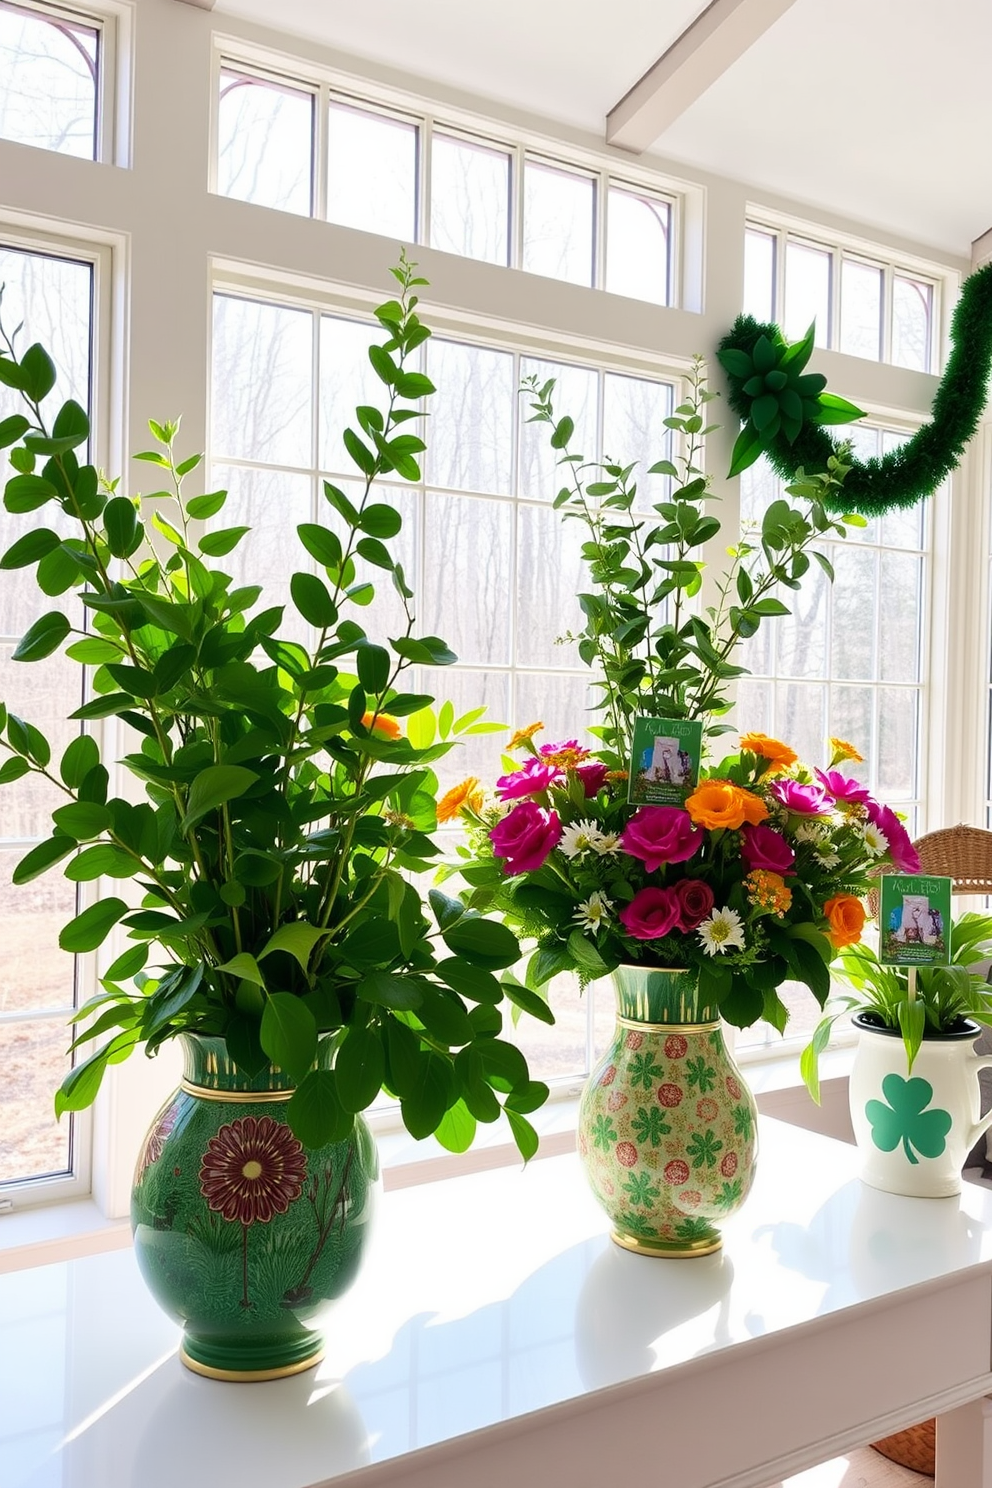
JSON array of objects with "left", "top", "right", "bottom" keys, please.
[{"left": 803, "top": 914, "right": 992, "bottom": 1196}]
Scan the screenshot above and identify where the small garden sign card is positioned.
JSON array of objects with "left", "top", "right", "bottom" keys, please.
[
  {"left": 879, "top": 874, "right": 953, "bottom": 967},
  {"left": 628, "top": 716, "right": 703, "bottom": 806}
]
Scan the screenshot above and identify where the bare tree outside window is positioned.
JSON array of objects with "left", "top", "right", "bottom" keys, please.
[{"left": 0, "top": 1, "right": 98, "bottom": 158}]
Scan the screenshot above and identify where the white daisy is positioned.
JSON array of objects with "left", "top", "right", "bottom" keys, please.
[
  {"left": 696, "top": 906, "right": 746, "bottom": 956},
  {"left": 814, "top": 847, "right": 841, "bottom": 869},
  {"left": 593, "top": 831, "right": 621, "bottom": 856},
  {"left": 861, "top": 822, "right": 889, "bottom": 858},
  {"left": 793, "top": 821, "right": 826, "bottom": 844},
  {"left": 559, "top": 819, "right": 604, "bottom": 859},
  {"left": 573, "top": 891, "right": 614, "bottom": 935}
]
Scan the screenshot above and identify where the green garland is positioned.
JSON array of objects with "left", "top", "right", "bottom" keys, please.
[{"left": 717, "top": 260, "right": 992, "bottom": 517}]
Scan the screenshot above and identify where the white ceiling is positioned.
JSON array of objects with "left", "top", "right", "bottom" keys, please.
[{"left": 217, "top": 0, "right": 992, "bottom": 257}]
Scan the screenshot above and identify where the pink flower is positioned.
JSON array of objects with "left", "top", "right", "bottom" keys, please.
[
  {"left": 672, "top": 878, "right": 715, "bottom": 931},
  {"left": 619, "top": 887, "right": 682, "bottom": 940},
  {"left": 815, "top": 768, "right": 871, "bottom": 806},
  {"left": 865, "top": 802, "right": 921, "bottom": 872},
  {"left": 490, "top": 800, "right": 562, "bottom": 873},
  {"left": 741, "top": 823, "right": 796, "bottom": 874},
  {"left": 540, "top": 738, "right": 583, "bottom": 757},
  {"left": 619, "top": 806, "right": 702, "bottom": 873},
  {"left": 495, "top": 757, "right": 563, "bottom": 800},
  {"left": 770, "top": 779, "right": 829, "bottom": 815},
  {"left": 576, "top": 761, "right": 609, "bottom": 796}
]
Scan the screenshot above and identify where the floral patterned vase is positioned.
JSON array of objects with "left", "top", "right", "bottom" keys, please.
[
  {"left": 578, "top": 966, "right": 758, "bottom": 1257},
  {"left": 131, "top": 1034, "right": 378, "bottom": 1381}
]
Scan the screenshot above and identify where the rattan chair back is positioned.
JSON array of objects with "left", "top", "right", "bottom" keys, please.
[{"left": 866, "top": 823, "right": 992, "bottom": 921}]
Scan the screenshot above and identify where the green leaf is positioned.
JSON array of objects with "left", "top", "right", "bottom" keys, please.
[
  {"left": 335, "top": 1026, "right": 385, "bottom": 1112},
  {"left": 355, "top": 536, "right": 393, "bottom": 570},
  {"left": 55, "top": 1033, "right": 136, "bottom": 1117},
  {"left": 286, "top": 1070, "right": 353, "bottom": 1147},
  {"left": 181, "top": 764, "right": 258, "bottom": 829},
  {"left": 260, "top": 992, "right": 318, "bottom": 1082},
  {"left": 298, "top": 523, "right": 342, "bottom": 567},
  {"left": 813, "top": 392, "right": 865, "bottom": 426},
  {"left": 12, "top": 834, "right": 76, "bottom": 884},
  {"left": 357, "top": 969, "right": 424, "bottom": 1010},
  {"left": 60, "top": 734, "right": 100, "bottom": 788},
  {"left": 291, "top": 571, "right": 338, "bottom": 628},
  {"left": 727, "top": 423, "right": 765, "bottom": 478},
  {"left": 13, "top": 610, "right": 71, "bottom": 662},
  {"left": 0, "top": 413, "right": 29, "bottom": 448},
  {"left": 356, "top": 643, "right": 391, "bottom": 694},
  {"left": 185, "top": 489, "right": 227, "bottom": 520},
  {"left": 259, "top": 921, "right": 325, "bottom": 973},
  {"left": 358, "top": 503, "right": 402, "bottom": 538},
  {"left": 0, "top": 528, "right": 61, "bottom": 569},
  {"left": 436, "top": 957, "right": 503, "bottom": 1005},
  {"left": 20, "top": 343, "right": 57, "bottom": 402},
  {"left": 216, "top": 952, "right": 266, "bottom": 987},
  {"left": 504, "top": 1107, "right": 540, "bottom": 1162},
  {"left": 441, "top": 917, "right": 520, "bottom": 970},
  {"left": 64, "top": 844, "right": 136, "bottom": 881},
  {"left": 0, "top": 756, "right": 30, "bottom": 785},
  {"left": 51, "top": 801, "right": 112, "bottom": 840},
  {"left": 103, "top": 497, "right": 140, "bottom": 558},
  {"left": 502, "top": 978, "right": 555, "bottom": 1025},
  {"left": 199, "top": 525, "right": 250, "bottom": 557},
  {"left": 435, "top": 1099, "right": 477, "bottom": 1154},
  {"left": 59, "top": 897, "right": 129, "bottom": 952},
  {"left": 400, "top": 1051, "right": 455, "bottom": 1139},
  {"left": 4, "top": 473, "right": 58, "bottom": 512}
]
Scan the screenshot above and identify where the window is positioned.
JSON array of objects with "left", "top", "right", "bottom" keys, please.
[
  {"left": 744, "top": 220, "right": 938, "bottom": 372},
  {"left": 209, "top": 282, "right": 679, "bottom": 1090},
  {"left": 0, "top": 242, "right": 93, "bottom": 1195},
  {"left": 212, "top": 51, "right": 678, "bottom": 304},
  {"left": 734, "top": 430, "right": 929, "bottom": 1051},
  {"left": 0, "top": 0, "right": 100, "bottom": 158}
]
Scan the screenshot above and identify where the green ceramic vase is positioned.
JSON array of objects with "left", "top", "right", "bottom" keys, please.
[
  {"left": 131, "top": 1033, "right": 378, "bottom": 1380},
  {"left": 578, "top": 966, "right": 758, "bottom": 1257}
]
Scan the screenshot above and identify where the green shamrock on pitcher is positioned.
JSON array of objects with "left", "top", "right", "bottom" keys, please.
[{"left": 866, "top": 1074, "right": 953, "bottom": 1165}]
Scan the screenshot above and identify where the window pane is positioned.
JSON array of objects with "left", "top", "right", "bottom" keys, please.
[
  {"left": 0, "top": 3, "right": 97, "bottom": 158},
  {"left": 774, "top": 563, "right": 828, "bottom": 679},
  {"left": 328, "top": 103, "right": 417, "bottom": 241},
  {"left": 209, "top": 464, "right": 313, "bottom": 641},
  {"left": 840, "top": 259, "right": 882, "bottom": 360},
  {"left": 217, "top": 69, "right": 313, "bottom": 217},
  {"left": 743, "top": 230, "right": 775, "bottom": 321},
  {"left": 320, "top": 315, "right": 392, "bottom": 476},
  {"left": 429, "top": 668, "right": 509, "bottom": 795},
  {"left": 605, "top": 187, "right": 670, "bottom": 306},
  {"left": 522, "top": 160, "right": 594, "bottom": 287},
  {"left": 879, "top": 552, "right": 922, "bottom": 683},
  {"left": 785, "top": 240, "right": 831, "bottom": 346},
  {"left": 880, "top": 430, "right": 924, "bottom": 549},
  {"left": 0, "top": 647, "right": 81, "bottom": 841},
  {"left": 892, "top": 275, "right": 933, "bottom": 372},
  {"left": 0, "top": 858, "right": 77, "bottom": 1014},
  {"left": 602, "top": 373, "right": 674, "bottom": 505},
  {"left": 426, "top": 340, "right": 513, "bottom": 493},
  {"left": 774, "top": 681, "right": 826, "bottom": 765},
  {"left": 513, "top": 671, "right": 593, "bottom": 753},
  {"left": 0, "top": 1018, "right": 72, "bottom": 1184},
  {"left": 0, "top": 246, "right": 91, "bottom": 428},
  {"left": 212, "top": 295, "right": 313, "bottom": 466},
  {"left": 829, "top": 685, "right": 874, "bottom": 771},
  {"left": 508, "top": 972, "right": 586, "bottom": 1083},
  {"left": 877, "top": 686, "right": 918, "bottom": 799},
  {"left": 518, "top": 357, "right": 597, "bottom": 501},
  {"left": 430, "top": 134, "right": 510, "bottom": 266},
  {"left": 422, "top": 492, "right": 512, "bottom": 666},
  {"left": 515, "top": 504, "right": 586, "bottom": 668},
  {"left": 830, "top": 546, "right": 878, "bottom": 680}
]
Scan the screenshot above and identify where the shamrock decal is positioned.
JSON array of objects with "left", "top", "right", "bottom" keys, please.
[{"left": 865, "top": 1074, "right": 953, "bottom": 1165}]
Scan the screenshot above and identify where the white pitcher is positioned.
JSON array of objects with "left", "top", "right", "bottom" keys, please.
[{"left": 848, "top": 1015, "right": 992, "bottom": 1197}]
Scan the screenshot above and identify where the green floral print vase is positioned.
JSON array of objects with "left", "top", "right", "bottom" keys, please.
[
  {"left": 578, "top": 967, "right": 758, "bottom": 1257},
  {"left": 131, "top": 1034, "right": 378, "bottom": 1380}
]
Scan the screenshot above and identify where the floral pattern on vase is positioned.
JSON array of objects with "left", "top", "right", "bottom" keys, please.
[
  {"left": 578, "top": 966, "right": 758, "bottom": 1256},
  {"left": 131, "top": 1033, "right": 378, "bottom": 1380}
]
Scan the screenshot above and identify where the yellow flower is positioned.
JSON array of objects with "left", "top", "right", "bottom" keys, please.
[
  {"left": 437, "top": 777, "right": 483, "bottom": 823},
  {"left": 829, "top": 736, "right": 864, "bottom": 767},
  {"left": 739, "top": 732, "right": 797, "bottom": 773},
  {"left": 686, "top": 779, "right": 768, "bottom": 831},
  {"left": 361, "top": 710, "right": 401, "bottom": 740},
  {"left": 507, "top": 722, "right": 544, "bottom": 750},
  {"left": 541, "top": 745, "right": 591, "bottom": 768},
  {"left": 744, "top": 869, "right": 792, "bottom": 914},
  {"left": 823, "top": 893, "right": 866, "bottom": 948}
]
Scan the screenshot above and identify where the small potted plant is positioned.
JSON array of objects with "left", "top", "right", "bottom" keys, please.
[
  {"left": 803, "top": 914, "right": 992, "bottom": 1197},
  {"left": 0, "top": 256, "right": 547, "bottom": 1378}
]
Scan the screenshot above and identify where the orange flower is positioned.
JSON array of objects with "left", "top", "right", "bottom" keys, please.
[
  {"left": 685, "top": 779, "right": 768, "bottom": 831},
  {"left": 437, "top": 777, "right": 483, "bottom": 823},
  {"left": 824, "top": 894, "right": 866, "bottom": 949},
  {"left": 361, "top": 710, "right": 401, "bottom": 740},
  {"left": 829, "top": 736, "right": 864, "bottom": 767},
  {"left": 508, "top": 722, "right": 544, "bottom": 750},
  {"left": 744, "top": 869, "right": 792, "bottom": 914},
  {"left": 739, "top": 732, "right": 797, "bottom": 772}
]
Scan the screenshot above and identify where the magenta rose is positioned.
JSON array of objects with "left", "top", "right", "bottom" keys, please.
[
  {"left": 672, "top": 878, "right": 715, "bottom": 931},
  {"left": 495, "top": 757, "right": 563, "bottom": 800},
  {"left": 619, "top": 887, "right": 682, "bottom": 940},
  {"left": 619, "top": 806, "right": 702, "bottom": 872},
  {"left": 865, "top": 802, "right": 921, "bottom": 872},
  {"left": 490, "top": 801, "right": 562, "bottom": 873},
  {"left": 741, "top": 823, "right": 796, "bottom": 874},
  {"left": 770, "top": 779, "right": 829, "bottom": 815},
  {"left": 815, "top": 768, "right": 871, "bottom": 806},
  {"left": 576, "top": 761, "right": 609, "bottom": 796}
]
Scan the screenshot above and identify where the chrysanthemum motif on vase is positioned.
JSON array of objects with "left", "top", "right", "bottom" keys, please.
[{"left": 577, "top": 967, "right": 758, "bottom": 1257}]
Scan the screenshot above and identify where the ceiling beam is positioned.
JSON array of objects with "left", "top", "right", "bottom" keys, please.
[
  {"left": 972, "top": 228, "right": 992, "bottom": 269},
  {"left": 607, "top": 0, "right": 800, "bottom": 153}
]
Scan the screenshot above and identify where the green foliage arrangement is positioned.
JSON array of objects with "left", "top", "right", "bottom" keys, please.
[
  {"left": 0, "top": 256, "right": 548, "bottom": 1158},
  {"left": 801, "top": 912, "right": 992, "bottom": 1100},
  {"left": 718, "top": 260, "right": 992, "bottom": 517},
  {"left": 521, "top": 357, "right": 853, "bottom": 757}
]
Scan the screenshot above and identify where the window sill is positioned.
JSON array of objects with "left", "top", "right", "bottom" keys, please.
[{"left": 0, "top": 1046, "right": 854, "bottom": 1273}]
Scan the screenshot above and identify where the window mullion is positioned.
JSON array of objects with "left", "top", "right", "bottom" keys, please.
[{"left": 312, "top": 80, "right": 329, "bottom": 222}]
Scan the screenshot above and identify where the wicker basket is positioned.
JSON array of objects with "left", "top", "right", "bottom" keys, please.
[
  {"left": 866, "top": 823, "right": 992, "bottom": 920},
  {"left": 871, "top": 1417, "right": 935, "bottom": 1477}
]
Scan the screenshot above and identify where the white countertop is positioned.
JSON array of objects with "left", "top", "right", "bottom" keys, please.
[{"left": 5, "top": 1117, "right": 992, "bottom": 1488}]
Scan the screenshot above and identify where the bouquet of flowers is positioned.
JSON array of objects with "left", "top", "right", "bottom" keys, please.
[{"left": 454, "top": 728, "right": 920, "bottom": 1031}]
